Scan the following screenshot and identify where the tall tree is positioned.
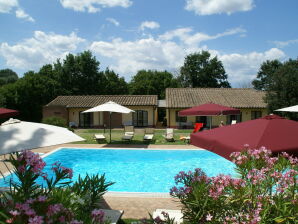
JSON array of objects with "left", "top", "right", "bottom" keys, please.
[
  {"left": 265, "top": 59, "right": 298, "bottom": 120},
  {"left": 0, "top": 69, "right": 18, "bottom": 86},
  {"left": 252, "top": 60, "right": 282, "bottom": 90},
  {"left": 178, "top": 51, "right": 230, "bottom": 88},
  {"left": 53, "top": 51, "right": 101, "bottom": 95},
  {"left": 100, "top": 68, "right": 129, "bottom": 95},
  {"left": 129, "top": 70, "right": 179, "bottom": 99},
  {"left": 0, "top": 71, "right": 63, "bottom": 121}
]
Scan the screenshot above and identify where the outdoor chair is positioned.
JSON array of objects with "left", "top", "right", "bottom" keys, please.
[
  {"left": 143, "top": 128, "right": 155, "bottom": 141},
  {"left": 163, "top": 128, "right": 174, "bottom": 142},
  {"left": 94, "top": 134, "right": 106, "bottom": 142},
  {"left": 122, "top": 125, "right": 134, "bottom": 141},
  {"left": 231, "top": 120, "right": 237, "bottom": 125},
  {"left": 124, "top": 125, "right": 134, "bottom": 136},
  {"left": 192, "top": 123, "right": 204, "bottom": 133}
]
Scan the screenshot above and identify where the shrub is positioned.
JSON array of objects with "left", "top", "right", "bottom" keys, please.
[
  {"left": 0, "top": 151, "right": 113, "bottom": 223},
  {"left": 170, "top": 147, "right": 298, "bottom": 223},
  {"left": 42, "top": 116, "right": 67, "bottom": 128}
]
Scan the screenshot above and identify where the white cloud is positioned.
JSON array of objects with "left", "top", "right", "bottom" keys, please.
[
  {"left": 59, "top": 0, "right": 132, "bottom": 13},
  {"left": 140, "top": 21, "right": 160, "bottom": 31},
  {"left": 0, "top": 31, "right": 85, "bottom": 70},
  {"left": 0, "top": 0, "right": 18, "bottom": 13},
  {"left": 89, "top": 26, "right": 285, "bottom": 85},
  {"left": 0, "top": 0, "right": 34, "bottom": 22},
  {"left": 219, "top": 48, "right": 286, "bottom": 84},
  {"left": 90, "top": 38, "right": 185, "bottom": 75},
  {"left": 185, "top": 0, "right": 254, "bottom": 15},
  {"left": 15, "top": 8, "right": 34, "bottom": 22},
  {"left": 160, "top": 27, "right": 246, "bottom": 46},
  {"left": 272, "top": 39, "right": 298, "bottom": 48},
  {"left": 106, "top": 17, "right": 120, "bottom": 26}
]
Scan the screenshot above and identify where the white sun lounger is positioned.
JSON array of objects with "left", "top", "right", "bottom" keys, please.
[
  {"left": 94, "top": 134, "right": 106, "bottom": 141},
  {"left": 143, "top": 128, "right": 154, "bottom": 141},
  {"left": 100, "top": 209, "right": 124, "bottom": 224},
  {"left": 162, "top": 128, "right": 174, "bottom": 142},
  {"left": 153, "top": 209, "right": 183, "bottom": 224}
]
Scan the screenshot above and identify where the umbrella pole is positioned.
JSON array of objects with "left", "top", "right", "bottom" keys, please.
[
  {"left": 210, "top": 116, "right": 212, "bottom": 129},
  {"left": 109, "top": 112, "right": 112, "bottom": 143}
]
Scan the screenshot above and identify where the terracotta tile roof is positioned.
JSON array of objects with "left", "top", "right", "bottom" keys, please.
[
  {"left": 45, "top": 95, "right": 158, "bottom": 108},
  {"left": 166, "top": 88, "right": 267, "bottom": 108}
]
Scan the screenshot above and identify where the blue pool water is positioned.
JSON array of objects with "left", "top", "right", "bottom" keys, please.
[{"left": 0, "top": 148, "right": 236, "bottom": 193}]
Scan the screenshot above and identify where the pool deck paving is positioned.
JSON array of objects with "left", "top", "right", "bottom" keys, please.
[{"left": 0, "top": 143, "right": 200, "bottom": 219}]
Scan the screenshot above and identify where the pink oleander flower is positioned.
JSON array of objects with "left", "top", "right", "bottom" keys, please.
[
  {"left": 37, "top": 195, "right": 47, "bottom": 202},
  {"left": 9, "top": 210, "right": 20, "bottom": 216},
  {"left": 61, "top": 166, "right": 73, "bottom": 179},
  {"left": 59, "top": 216, "right": 66, "bottom": 223},
  {"left": 28, "top": 216, "right": 43, "bottom": 224},
  {"left": 5, "top": 218, "right": 13, "bottom": 223},
  {"left": 91, "top": 209, "right": 105, "bottom": 223},
  {"left": 51, "top": 162, "right": 73, "bottom": 179},
  {"left": 47, "top": 203, "right": 63, "bottom": 217},
  {"left": 18, "top": 150, "right": 46, "bottom": 175},
  {"left": 206, "top": 214, "right": 213, "bottom": 221}
]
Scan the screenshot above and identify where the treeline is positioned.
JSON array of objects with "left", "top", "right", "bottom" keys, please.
[
  {"left": 0, "top": 50, "right": 297, "bottom": 122},
  {"left": 0, "top": 50, "right": 230, "bottom": 121}
]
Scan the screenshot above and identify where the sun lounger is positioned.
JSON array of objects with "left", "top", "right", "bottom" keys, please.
[
  {"left": 153, "top": 209, "right": 183, "bottom": 224},
  {"left": 124, "top": 125, "right": 134, "bottom": 136},
  {"left": 94, "top": 134, "right": 106, "bottom": 142},
  {"left": 122, "top": 134, "right": 133, "bottom": 141},
  {"left": 163, "top": 128, "right": 174, "bottom": 142},
  {"left": 143, "top": 128, "right": 154, "bottom": 141},
  {"left": 100, "top": 209, "right": 124, "bottom": 224}
]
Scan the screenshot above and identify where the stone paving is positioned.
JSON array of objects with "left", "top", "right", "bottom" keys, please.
[{"left": 0, "top": 143, "right": 200, "bottom": 218}]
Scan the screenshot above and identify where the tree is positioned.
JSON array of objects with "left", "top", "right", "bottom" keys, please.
[
  {"left": 265, "top": 59, "right": 298, "bottom": 120},
  {"left": 50, "top": 51, "right": 102, "bottom": 95},
  {"left": 252, "top": 60, "right": 282, "bottom": 90},
  {"left": 100, "top": 68, "right": 129, "bottom": 95},
  {"left": 178, "top": 51, "right": 230, "bottom": 88},
  {"left": 0, "top": 68, "right": 18, "bottom": 86},
  {"left": 0, "top": 71, "right": 63, "bottom": 121},
  {"left": 129, "top": 70, "right": 179, "bottom": 99}
]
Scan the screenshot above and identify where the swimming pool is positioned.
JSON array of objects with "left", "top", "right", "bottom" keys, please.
[{"left": 0, "top": 148, "right": 236, "bottom": 193}]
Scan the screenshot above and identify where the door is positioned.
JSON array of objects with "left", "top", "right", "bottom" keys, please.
[
  {"left": 79, "top": 112, "right": 93, "bottom": 128},
  {"left": 133, "top": 110, "right": 148, "bottom": 127}
]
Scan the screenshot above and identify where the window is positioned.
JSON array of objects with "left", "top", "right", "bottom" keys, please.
[
  {"left": 79, "top": 112, "right": 93, "bottom": 128},
  {"left": 251, "top": 111, "right": 262, "bottom": 120},
  {"left": 228, "top": 113, "right": 242, "bottom": 124},
  {"left": 176, "top": 111, "right": 187, "bottom": 123},
  {"left": 133, "top": 110, "right": 148, "bottom": 127}
]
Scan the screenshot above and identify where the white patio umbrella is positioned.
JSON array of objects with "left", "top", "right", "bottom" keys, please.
[
  {"left": 0, "top": 119, "right": 85, "bottom": 155},
  {"left": 83, "top": 101, "right": 134, "bottom": 143},
  {"left": 275, "top": 105, "right": 298, "bottom": 112}
]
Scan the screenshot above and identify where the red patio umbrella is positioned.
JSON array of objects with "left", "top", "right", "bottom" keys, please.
[
  {"left": 191, "top": 114, "right": 298, "bottom": 160},
  {"left": 0, "top": 108, "right": 19, "bottom": 119},
  {"left": 179, "top": 103, "right": 240, "bottom": 129}
]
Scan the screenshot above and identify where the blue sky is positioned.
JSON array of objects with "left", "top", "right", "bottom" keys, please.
[{"left": 0, "top": 0, "right": 297, "bottom": 87}]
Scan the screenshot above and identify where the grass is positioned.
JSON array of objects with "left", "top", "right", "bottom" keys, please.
[{"left": 74, "top": 128, "right": 193, "bottom": 145}]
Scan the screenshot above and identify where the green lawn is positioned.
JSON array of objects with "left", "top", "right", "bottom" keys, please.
[{"left": 74, "top": 128, "right": 193, "bottom": 145}]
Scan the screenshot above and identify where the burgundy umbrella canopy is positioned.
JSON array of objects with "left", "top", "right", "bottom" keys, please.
[
  {"left": 0, "top": 108, "right": 19, "bottom": 119},
  {"left": 179, "top": 103, "right": 240, "bottom": 129},
  {"left": 179, "top": 103, "right": 240, "bottom": 116},
  {"left": 191, "top": 114, "right": 298, "bottom": 160}
]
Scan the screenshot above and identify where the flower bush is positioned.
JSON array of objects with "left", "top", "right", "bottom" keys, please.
[
  {"left": 170, "top": 146, "right": 298, "bottom": 223},
  {"left": 0, "top": 150, "right": 113, "bottom": 224}
]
